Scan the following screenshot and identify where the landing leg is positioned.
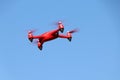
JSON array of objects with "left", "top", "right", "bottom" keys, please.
[
  {"left": 37, "top": 42, "right": 43, "bottom": 50},
  {"left": 28, "top": 38, "right": 33, "bottom": 42},
  {"left": 38, "top": 46, "right": 43, "bottom": 50},
  {"left": 59, "top": 28, "right": 64, "bottom": 33},
  {"left": 67, "top": 37, "right": 72, "bottom": 42}
]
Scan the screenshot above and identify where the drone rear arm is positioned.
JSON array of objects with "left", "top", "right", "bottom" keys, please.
[{"left": 28, "top": 32, "right": 41, "bottom": 42}]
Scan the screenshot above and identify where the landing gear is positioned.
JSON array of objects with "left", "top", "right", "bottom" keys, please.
[
  {"left": 59, "top": 28, "right": 64, "bottom": 33},
  {"left": 37, "top": 42, "right": 43, "bottom": 50},
  {"left": 38, "top": 46, "right": 43, "bottom": 50},
  {"left": 28, "top": 38, "right": 33, "bottom": 42},
  {"left": 28, "top": 31, "right": 33, "bottom": 42},
  {"left": 58, "top": 21, "right": 64, "bottom": 33},
  {"left": 67, "top": 37, "right": 72, "bottom": 42}
]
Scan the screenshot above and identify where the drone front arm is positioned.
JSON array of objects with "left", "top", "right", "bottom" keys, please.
[
  {"left": 58, "top": 32, "right": 72, "bottom": 41},
  {"left": 58, "top": 34, "right": 69, "bottom": 38},
  {"left": 32, "top": 35, "right": 41, "bottom": 39},
  {"left": 59, "top": 32, "right": 72, "bottom": 38}
]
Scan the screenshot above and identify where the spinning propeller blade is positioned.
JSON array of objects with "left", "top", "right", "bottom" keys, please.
[
  {"left": 51, "top": 20, "right": 64, "bottom": 26},
  {"left": 33, "top": 40, "right": 39, "bottom": 44},
  {"left": 68, "top": 28, "right": 79, "bottom": 33},
  {"left": 28, "top": 29, "right": 37, "bottom": 34}
]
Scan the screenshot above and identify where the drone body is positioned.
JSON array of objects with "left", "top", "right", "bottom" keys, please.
[{"left": 28, "top": 21, "right": 77, "bottom": 50}]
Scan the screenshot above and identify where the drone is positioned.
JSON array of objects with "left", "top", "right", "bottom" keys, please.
[{"left": 28, "top": 21, "right": 78, "bottom": 50}]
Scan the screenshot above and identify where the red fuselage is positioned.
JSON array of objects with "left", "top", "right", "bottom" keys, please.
[
  {"left": 38, "top": 30, "right": 59, "bottom": 43},
  {"left": 28, "top": 21, "right": 76, "bottom": 50}
]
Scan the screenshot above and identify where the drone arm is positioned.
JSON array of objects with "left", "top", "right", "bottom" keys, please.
[
  {"left": 28, "top": 33, "right": 41, "bottom": 42},
  {"left": 58, "top": 34, "right": 69, "bottom": 38},
  {"left": 32, "top": 35, "right": 41, "bottom": 39},
  {"left": 58, "top": 32, "right": 72, "bottom": 41}
]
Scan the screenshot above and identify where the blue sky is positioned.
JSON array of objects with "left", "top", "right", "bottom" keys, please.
[{"left": 0, "top": 0, "right": 120, "bottom": 80}]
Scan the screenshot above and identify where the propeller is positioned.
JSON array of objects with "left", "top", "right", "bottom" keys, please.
[
  {"left": 68, "top": 28, "right": 79, "bottom": 33},
  {"left": 67, "top": 28, "right": 79, "bottom": 42},
  {"left": 32, "top": 40, "right": 39, "bottom": 44},
  {"left": 28, "top": 29, "right": 37, "bottom": 34},
  {"left": 51, "top": 20, "right": 64, "bottom": 26}
]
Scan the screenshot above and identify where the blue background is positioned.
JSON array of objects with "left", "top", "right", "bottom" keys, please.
[{"left": 0, "top": 0, "right": 120, "bottom": 80}]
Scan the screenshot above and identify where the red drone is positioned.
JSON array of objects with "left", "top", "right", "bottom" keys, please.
[{"left": 28, "top": 21, "right": 78, "bottom": 50}]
